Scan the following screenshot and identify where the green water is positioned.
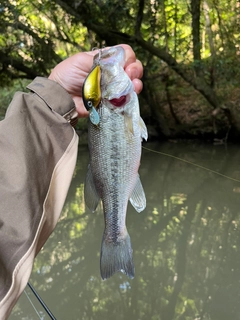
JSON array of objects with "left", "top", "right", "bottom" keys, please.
[{"left": 9, "top": 141, "right": 240, "bottom": 320}]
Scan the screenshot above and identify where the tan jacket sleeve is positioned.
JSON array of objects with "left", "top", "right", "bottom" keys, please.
[{"left": 0, "top": 77, "right": 79, "bottom": 319}]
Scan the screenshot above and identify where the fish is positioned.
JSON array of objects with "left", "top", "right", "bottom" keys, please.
[{"left": 82, "top": 46, "right": 148, "bottom": 280}]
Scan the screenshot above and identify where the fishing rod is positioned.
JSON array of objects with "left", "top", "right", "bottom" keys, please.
[{"left": 27, "top": 282, "right": 57, "bottom": 320}]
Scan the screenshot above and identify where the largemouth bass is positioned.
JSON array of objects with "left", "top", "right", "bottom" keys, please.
[{"left": 83, "top": 46, "right": 148, "bottom": 280}]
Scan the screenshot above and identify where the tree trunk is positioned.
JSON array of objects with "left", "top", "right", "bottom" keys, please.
[
  {"left": 203, "top": 0, "right": 215, "bottom": 58},
  {"left": 191, "top": 0, "right": 202, "bottom": 77}
]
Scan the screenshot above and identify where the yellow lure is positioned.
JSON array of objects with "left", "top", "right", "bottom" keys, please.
[{"left": 82, "top": 65, "right": 101, "bottom": 110}]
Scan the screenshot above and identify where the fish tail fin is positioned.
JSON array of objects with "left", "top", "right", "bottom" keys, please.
[{"left": 100, "top": 231, "right": 135, "bottom": 280}]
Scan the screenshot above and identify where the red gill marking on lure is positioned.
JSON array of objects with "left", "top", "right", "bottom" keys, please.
[{"left": 109, "top": 96, "right": 127, "bottom": 107}]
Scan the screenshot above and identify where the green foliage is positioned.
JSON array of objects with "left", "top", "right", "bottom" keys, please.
[
  {"left": 0, "top": 0, "right": 90, "bottom": 84},
  {"left": 1, "top": 0, "right": 239, "bottom": 72},
  {"left": 1, "top": 0, "right": 240, "bottom": 138},
  {"left": 0, "top": 79, "right": 29, "bottom": 119}
]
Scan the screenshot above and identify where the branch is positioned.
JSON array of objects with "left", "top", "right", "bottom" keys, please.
[
  {"left": 135, "top": 36, "right": 220, "bottom": 110},
  {"left": 135, "top": 0, "right": 145, "bottom": 36},
  {"left": 54, "top": 0, "right": 83, "bottom": 20},
  {"left": 0, "top": 54, "right": 40, "bottom": 79},
  {"left": 84, "top": 22, "right": 132, "bottom": 46},
  {"left": 6, "top": 21, "right": 62, "bottom": 64}
]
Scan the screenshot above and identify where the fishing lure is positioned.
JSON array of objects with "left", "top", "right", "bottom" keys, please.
[{"left": 82, "top": 52, "right": 102, "bottom": 125}]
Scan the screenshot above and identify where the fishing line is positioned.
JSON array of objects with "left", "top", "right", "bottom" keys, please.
[
  {"left": 27, "top": 282, "right": 57, "bottom": 320},
  {"left": 142, "top": 146, "right": 240, "bottom": 183},
  {"left": 24, "top": 289, "right": 42, "bottom": 320}
]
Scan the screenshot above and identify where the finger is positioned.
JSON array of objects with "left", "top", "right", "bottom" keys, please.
[
  {"left": 125, "top": 59, "right": 143, "bottom": 80},
  {"left": 132, "top": 79, "right": 143, "bottom": 94},
  {"left": 70, "top": 52, "right": 95, "bottom": 74}
]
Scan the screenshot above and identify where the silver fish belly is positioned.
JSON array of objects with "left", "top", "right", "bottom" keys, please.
[{"left": 84, "top": 46, "right": 148, "bottom": 280}]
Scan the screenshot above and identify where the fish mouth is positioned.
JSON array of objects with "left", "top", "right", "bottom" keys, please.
[{"left": 109, "top": 95, "right": 127, "bottom": 107}]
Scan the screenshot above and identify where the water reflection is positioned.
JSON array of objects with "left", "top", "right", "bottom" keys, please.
[{"left": 9, "top": 142, "right": 240, "bottom": 320}]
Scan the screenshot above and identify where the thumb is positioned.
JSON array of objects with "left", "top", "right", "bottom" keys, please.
[{"left": 72, "top": 96, "right": 89, "bottom": 118}]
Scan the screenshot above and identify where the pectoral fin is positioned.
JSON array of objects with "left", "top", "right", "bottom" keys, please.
[
  {"left": 129, "top": 174, "right": 146, "bottom": 212},
  {"left": 124, "top": 113, "right": 134, "bottom": 135},
  {"left": 84, "top": 164, "right": 100, "bottom": 212}
]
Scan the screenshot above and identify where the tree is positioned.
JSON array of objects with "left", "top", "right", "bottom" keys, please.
[
  {"left": 0, "top": 0, "right": 89, "bottom": 82},
  {"left": 1, "top": 0, "right": 240, "bottom": 139}
]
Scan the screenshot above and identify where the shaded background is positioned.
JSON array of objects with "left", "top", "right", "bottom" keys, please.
[{"left": 1, "top": 0, "right": 240, "bottom": 139}]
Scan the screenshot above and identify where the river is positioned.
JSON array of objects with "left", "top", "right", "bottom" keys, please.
[{"left": 9, "top": 141, "right": 240, "bottom": 320}]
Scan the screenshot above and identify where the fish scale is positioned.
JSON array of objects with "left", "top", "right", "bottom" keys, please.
[
  {"left": 83, "top": 46, "right": 148, "bottom": 279},
  {"left": 89, "top": 110, "right": 134, "bottom": 234}
]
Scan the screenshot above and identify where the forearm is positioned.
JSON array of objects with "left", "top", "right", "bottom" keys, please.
[{"left": 0, "top": 77, "right": 79, "bottom": 319}]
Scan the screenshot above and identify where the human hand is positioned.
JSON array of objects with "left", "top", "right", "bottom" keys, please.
[{"left": 48, "top": 44, "right": 143, "bottom": 117}]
